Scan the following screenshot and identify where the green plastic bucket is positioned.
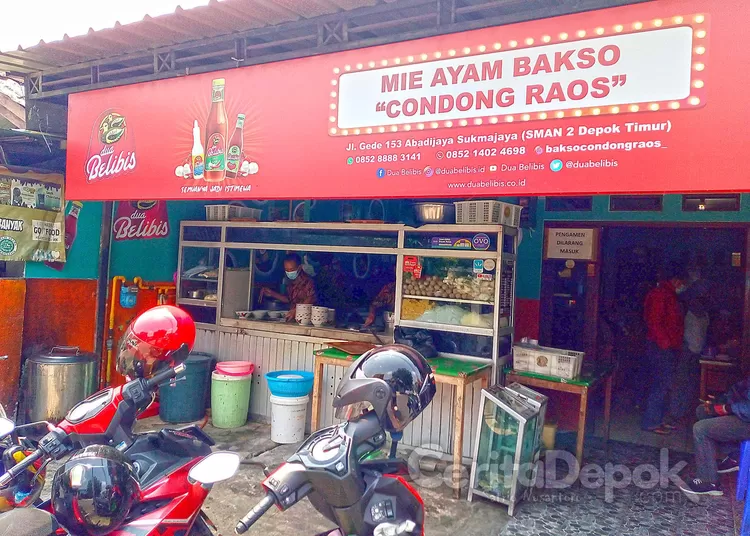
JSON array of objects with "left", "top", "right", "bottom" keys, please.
[
  {"left": 159, "top": 352, "right": 214, "bottom": 423},
  {"left": 211, "top": 371, "right": 252, "bottom": 429}
]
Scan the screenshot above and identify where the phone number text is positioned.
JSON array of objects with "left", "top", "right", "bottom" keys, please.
[{"left": 351, "top": 153, "right": 422, "bottom": 164}]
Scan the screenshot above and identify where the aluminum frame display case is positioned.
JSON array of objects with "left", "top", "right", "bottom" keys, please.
[
  {"left": 177, "top": 222, "right": 518, "bottom": 382},
  {"left": 506, "top": 382, "right": 549, "bottom": 462},
  {"left": 394, "top": 224, "right": 518, "bottom": 382},
  {"left": 467, "top": 385, "right": 540, "bottom": 516}
]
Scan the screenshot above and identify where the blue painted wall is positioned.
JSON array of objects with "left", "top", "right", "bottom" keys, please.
[
  {"left": 25, "top": 201, "right": 206, "bottom": 281},
  {"left": 109, "top": 201, "right": 206, "bottom": 281}
]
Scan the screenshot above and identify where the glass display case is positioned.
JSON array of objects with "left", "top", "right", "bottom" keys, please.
[
  {"left": 176, "top": 243, "right": 221, "bottom": 324},
  {"left": 506, "top": 382, "right": 548, "bottom": 464},
  {"left": 399, "top": 256, "right": 497, "bottom": 336},
  {"left": 177, "top": 222, "right": 517, "bottom": 374},
  {"left": 468, "top": 385, "right": 540, "bottom": 515},
  {"left": 396, "top": 225, "right": 517, "bottom": 380},
  {"left": 177, "top": 245, "right": 220, "bottom": 302}
]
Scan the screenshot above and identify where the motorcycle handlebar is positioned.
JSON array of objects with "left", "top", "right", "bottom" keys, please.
[
  {"left": 144, "top": 363, "right": 185, "bottom": 391},
  {"left": 0, "top": 448, "right": 43, "bottom": 488},
  {"left": 235, "top": 493, "right": 276, "bottom": 534}
]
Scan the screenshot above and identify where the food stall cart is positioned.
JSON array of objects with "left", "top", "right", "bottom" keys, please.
[{"left": 177, "top": 220, "right": 518, "bottom": 464}]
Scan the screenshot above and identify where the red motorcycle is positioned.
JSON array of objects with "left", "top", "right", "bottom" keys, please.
[{"left": 0, "top": 306, "right": 237, "bottom": 536}]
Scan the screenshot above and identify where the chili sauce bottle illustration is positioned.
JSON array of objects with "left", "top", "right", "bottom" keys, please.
[
  {"left": 45, "top": 201, "right": 83, "bottom": 271},
  {"left": 204, "top": 78, "right": 228, "bottom": 182},
  {"left": 226, "top": 114, "right": 245, "bottom": 178},
  {"left": 191, "top": 120, "right": 205, "bottom": 180}
]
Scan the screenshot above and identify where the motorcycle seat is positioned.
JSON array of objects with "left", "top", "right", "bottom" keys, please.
[{"left": 0, "top": 508, "right": 59, "bottom": 536}]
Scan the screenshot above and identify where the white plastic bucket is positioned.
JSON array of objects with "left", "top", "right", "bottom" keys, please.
[{"left": 269, "top": 394, "right": 309, "bottom": 444}]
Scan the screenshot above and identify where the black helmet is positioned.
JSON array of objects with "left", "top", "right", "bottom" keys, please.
[
  {"left": 333, "top": 344, "right": 436, "bottom": 433},
  {"left": 51, "top": 445, "right": 139, "bottom": 536}
]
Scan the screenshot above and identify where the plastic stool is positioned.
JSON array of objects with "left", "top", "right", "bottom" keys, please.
[{"left": 736, "top": 440, "right": 750, "bottom": 535}]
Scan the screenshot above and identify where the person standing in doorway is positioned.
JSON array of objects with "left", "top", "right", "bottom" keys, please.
[
  {"left": 641, "top": 264, "right": 686, "bottom": 434},
  {"left": 667, "top": 295, "right": 710, "bottom": 426}
]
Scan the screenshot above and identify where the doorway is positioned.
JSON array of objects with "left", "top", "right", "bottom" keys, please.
[{"left": 540, "top": 223, "right": 748, "bottom": 450}]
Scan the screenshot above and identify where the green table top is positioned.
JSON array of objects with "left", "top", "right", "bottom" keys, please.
[
  {"left": 503, "top": 365, "right": 613, "bottom": 387},
  {"left": 316, "top": 347, "right": 491, "bottom": 378}
]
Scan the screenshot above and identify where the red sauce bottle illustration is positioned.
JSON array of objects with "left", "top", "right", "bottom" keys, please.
[
  {"left": 226, "top": 114, "right": 245, "bottom": 178},
  {"left": 45, "top": 201, "right": 83, "bottom": 271},
  {"left": 204, "top": 78, "right": 228, "bottom": 182}
]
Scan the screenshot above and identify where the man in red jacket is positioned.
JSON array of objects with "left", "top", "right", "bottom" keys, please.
[{"left": 641, "top": 265, "right": 686, "bottom": 433}]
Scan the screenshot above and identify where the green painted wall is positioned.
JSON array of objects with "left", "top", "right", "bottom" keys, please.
[
  {"left": 25, "top": 201, "right": 206, "bottom": 282},
  {"left": 109, "top": 201, "right": 206, "bottom": 281},
  {"left": 514, "top": 194, "right": 750, "bottom": 300},
  {"left": 25, "top": 201, "right": 103, "bottom": 279},
  {"left": 27, "top": 195, "right": 750, "bottom": 300}
]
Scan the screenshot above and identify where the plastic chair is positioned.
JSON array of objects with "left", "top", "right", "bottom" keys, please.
[{"left": 736, "top": 440, "right": 750, "bottom": 535}]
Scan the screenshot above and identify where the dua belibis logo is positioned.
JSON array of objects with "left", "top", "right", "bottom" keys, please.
[{"left": 84, "top": 110, "right": 137, "bottom": 183}]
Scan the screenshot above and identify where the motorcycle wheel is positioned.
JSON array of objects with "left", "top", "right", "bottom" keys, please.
[{"left": 189, "top": 513, "right": 216, "bottom": 535}]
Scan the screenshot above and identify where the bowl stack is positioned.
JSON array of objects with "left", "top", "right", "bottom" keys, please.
[
  {"left": 312, "top": 306, "right": 328, "bottom": 327},
  {"left": 295, "top": 303, "right": 312, "bottom": 325}
]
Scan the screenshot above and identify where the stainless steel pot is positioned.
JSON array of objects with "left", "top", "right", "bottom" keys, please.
[
  {"left": 21, "top": 346, "right": 98, "bottom": 424},
  {"left": 188, "top": 289, "right": 205, "bottom": 299},
  {"left": 413, "top": 202, "right": 455, "bottom": 224}
]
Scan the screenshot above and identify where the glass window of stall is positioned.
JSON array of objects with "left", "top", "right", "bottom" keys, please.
[{"left": 220, "top": 225, "right": 399, "bottom": 332}]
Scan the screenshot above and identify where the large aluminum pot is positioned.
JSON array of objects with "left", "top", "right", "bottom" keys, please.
[{"left": 20, "top": 346, "right": 98, "bottom": 424}]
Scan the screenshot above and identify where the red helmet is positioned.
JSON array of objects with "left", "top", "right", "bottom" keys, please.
[{"left": 116, "top": 305, "right": 196, "bottom": 379}]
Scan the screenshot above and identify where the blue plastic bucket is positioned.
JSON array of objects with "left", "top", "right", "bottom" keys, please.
[{"left": 265, "top": 371, "right": 314, "bottom": 398}]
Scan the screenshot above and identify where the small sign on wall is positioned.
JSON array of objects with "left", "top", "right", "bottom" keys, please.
[{"left": 545, "top": 228, "right": 597, "bottom": 261}]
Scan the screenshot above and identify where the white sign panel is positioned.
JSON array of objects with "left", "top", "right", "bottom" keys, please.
[
  {"left": 546, "top": 228, "right": 595, "bottom": 260},
  {"left": 337, "top": 27, "right": 693, "bottom": 129}
]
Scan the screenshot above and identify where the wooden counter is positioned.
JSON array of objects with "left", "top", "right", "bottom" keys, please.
[{"left": 219, "top": 317, "right": 387, "bottom": 344}]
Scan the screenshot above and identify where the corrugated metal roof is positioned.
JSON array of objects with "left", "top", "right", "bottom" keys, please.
[{"left": 0, "top": 0, "right": 383, "bottom": 75}]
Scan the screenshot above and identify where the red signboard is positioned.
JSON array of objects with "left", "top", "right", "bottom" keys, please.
[
  {"left": 66, "top": 0, "right": 747, "bottom": 201},
  {"left": 113, "top": 201, "right": 170, "bottom": 241}
]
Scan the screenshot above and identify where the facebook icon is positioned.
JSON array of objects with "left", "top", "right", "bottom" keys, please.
[{"left": 376, "top": 168, "right": 386, "bottom": 178}]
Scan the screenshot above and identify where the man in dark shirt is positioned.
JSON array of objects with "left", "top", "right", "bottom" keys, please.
[{"left": 259, "top": 253, "right": 316, "bottom": 321}]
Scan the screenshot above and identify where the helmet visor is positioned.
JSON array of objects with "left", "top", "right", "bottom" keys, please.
[
  {"left": 116, "top": 332, "right": 170, "bottom": 379},
  {"left": 334, "top": 401, "right": 374, "bottom": 422}
]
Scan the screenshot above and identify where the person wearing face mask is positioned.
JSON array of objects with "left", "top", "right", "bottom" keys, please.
[
  {"left": 641, "top": 263, "right": 686, "bottom": 434},
  {"left": 259, "top": 253, "right": 317, "bottom": 321}
]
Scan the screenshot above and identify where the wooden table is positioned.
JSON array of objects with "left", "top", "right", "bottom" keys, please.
[
  {"left": 700, "top": 359, "right": 740, "bottom": 400},
  {"left": 311, "top": 348, "right": 492, "bottom": 499},
  {"left": 505, "top": 368, "right": 613, "bottom": 468}
]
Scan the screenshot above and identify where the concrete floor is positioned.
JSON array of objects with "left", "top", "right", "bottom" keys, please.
[
  {"left": 39, "top": 416, "right": 740, "bottom": 535},
  {"left": 189, "top": 419, "right": 511, "bottom": 536}
]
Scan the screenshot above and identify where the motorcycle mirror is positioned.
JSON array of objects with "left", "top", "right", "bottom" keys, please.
[
  {"left": 171, "top": 343, "right": 190, "bottom": 366},
  {"left": 189, "top": 452, "right": 240, "bottom": 485},
  {"left": 0, "top": 418, "right": 15, "bottom": 440}
]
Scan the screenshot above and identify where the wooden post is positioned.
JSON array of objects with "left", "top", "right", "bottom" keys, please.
[
  {"left": 452, "top": 378, "right": 467, "bottom": 499},
  {"left": 311, "top": 354, "right": 325, "bottom": 431},
  {"left": 576, "top": 386, "right": 588, "bottom": 467}
]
